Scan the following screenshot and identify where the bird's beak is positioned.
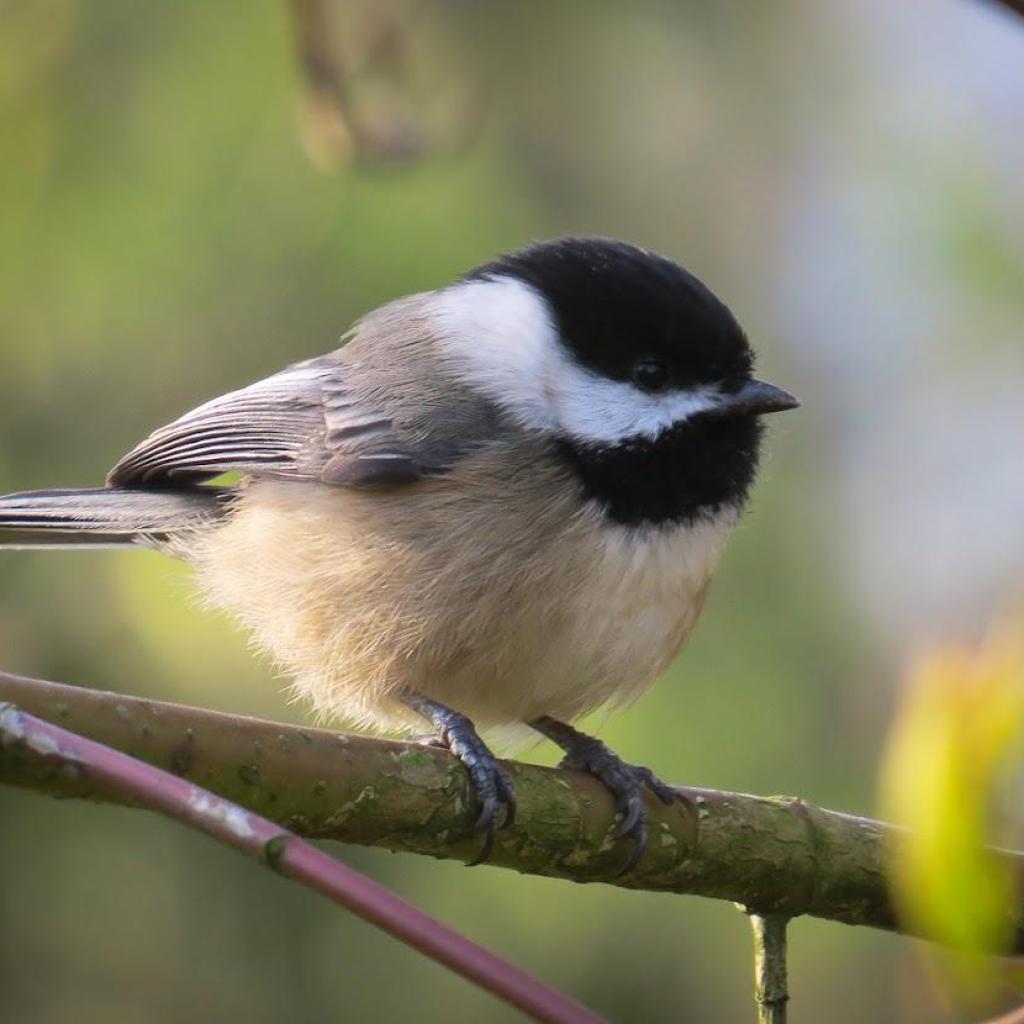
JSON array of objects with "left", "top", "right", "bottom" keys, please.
[{"left": 708, "top": 379, "right": 800, "bottom": 418}]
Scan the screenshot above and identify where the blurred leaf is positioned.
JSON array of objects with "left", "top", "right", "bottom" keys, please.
[{"left": 879, "top": 618, "right": 1024, "bottom": 984}]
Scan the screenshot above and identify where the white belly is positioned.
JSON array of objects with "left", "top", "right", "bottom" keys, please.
[
  {"left": 514, "top": 514, "right": 734, "bottom": 721},
  {"left": 194, "top": 474, "right": 736, "bottom": 735}
]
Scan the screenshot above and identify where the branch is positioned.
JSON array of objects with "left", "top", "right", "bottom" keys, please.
[
  {"left": 0, "top": 702, "right": 600, "bottom": 1024},
  {"left": 748, "top": 913, "right": 790, "bottom": 1024},
  {"left": 3, "top": 670, "right": 1024, "bottom": 953}
]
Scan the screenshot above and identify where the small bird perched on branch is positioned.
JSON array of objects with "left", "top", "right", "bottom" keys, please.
[{"left": 0, "top": 238, "right": 797, "bottom": 869}]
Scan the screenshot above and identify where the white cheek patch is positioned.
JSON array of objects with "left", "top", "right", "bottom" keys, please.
[
  {"left": 433, "top": 276, "right": 557, "bottom": 431},
  {"left": 433, "top": 277, "right": 720, "bottom": 444},
  {"left": 549, "top": 377, "right": 719, "bottom": 445}
]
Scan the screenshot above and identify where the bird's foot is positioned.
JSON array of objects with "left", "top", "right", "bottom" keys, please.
[
  {"left": 401, "top": 694, "right": 516, "bottom": 865},
  {"left": 530, "top": 716, "right": 676, "bottom": 875}
]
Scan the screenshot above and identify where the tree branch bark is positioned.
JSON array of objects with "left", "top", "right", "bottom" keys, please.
[{"left": 2, "top": 670, "right": 1023, "bottom": 953}]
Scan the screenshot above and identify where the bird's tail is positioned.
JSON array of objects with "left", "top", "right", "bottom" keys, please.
[{"left": 0, "top": 487, "right": 228, "bottom": 550}]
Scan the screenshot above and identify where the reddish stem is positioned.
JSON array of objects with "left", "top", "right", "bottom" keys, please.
[{"left": 0, "top": 703, "right": 603, "bottom": 1024}]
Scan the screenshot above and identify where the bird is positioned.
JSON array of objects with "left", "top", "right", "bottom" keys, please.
[{"left": 0, "top": 237, "right": 798, "bottom": 870}]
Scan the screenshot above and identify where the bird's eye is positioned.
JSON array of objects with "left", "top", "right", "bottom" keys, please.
[{"left": 632, "top": 359, "right": 671, "bottom": 393}]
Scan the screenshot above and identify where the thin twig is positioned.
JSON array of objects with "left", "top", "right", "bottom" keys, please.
[
  {"left": 0, "top": 702, "right": 603, "bottom": 1024},
  {"left": 748, "top": 913, "right": 789, "bottom": 1024}
]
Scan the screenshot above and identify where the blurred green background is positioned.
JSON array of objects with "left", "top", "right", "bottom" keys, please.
[{"left": 2, "top": 1, "right": 1023, "bottom": 1021}]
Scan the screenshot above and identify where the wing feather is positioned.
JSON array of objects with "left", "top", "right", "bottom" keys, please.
[{"left": 107, "top": 360, "right": 428, "bottom": 488}]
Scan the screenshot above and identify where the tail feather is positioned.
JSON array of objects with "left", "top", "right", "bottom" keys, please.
[{"left": 0, "top": 487, "right": 228, "bottom": 549}]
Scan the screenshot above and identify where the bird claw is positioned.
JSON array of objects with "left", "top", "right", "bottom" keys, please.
[
  {"left": 443, "top": 720, "right": 516, "bottom": 865},
  {"left": 557, "top": 737, "right": 677, "bottom": 875},
  {"left": 403, "top": 697, "right": 516, "bottom": 865}
]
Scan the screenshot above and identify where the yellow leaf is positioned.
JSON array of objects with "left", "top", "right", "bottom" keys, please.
[{"left": 879, "top": 621, "right": 1024, "bottom": 983}]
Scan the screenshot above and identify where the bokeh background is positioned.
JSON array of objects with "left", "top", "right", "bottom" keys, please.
[{"left": 1, "top": 1, "right": 1023, "bottom": 1021}]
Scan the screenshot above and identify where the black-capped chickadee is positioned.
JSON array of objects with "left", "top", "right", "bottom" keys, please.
[{"left": 0, "top": 238, "right": 797, "bottom": 869}]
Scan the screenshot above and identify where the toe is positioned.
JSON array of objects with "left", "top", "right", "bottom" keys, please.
[
  {"left": 464, "top": 764, "right": 501, "bottom": 866},
  {"left": 614, "top": 786, "right": 644, "bottom": 839},
  {"left": 638, "top": 766, "right": 678, "bottom": 806},
  {"left": 466, "top": 762, "right": 516, "bottom": 864},
  {"left": 473, "top": 788, "right": 500, "bottom": 832},
  {"left": 617, "top": 816, "right": 648, "bottom": 877},
  {"left": 494, "top": 764, "right": 517, "bottom": 830},
  {"left": 444, "top": 725, "right": 517, "bottom": 858},
  {"left": 466, "top": 821, "right": 497, "bottom": 866}
]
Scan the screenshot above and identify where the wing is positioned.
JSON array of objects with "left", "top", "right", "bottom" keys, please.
[{"left": 107, "top": 358, "right": 443, "bottom": 489}]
